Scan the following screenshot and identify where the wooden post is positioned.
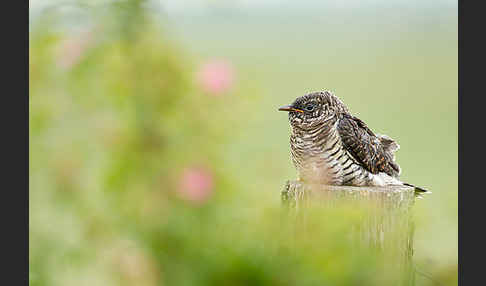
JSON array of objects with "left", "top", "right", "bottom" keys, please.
[{"left": 281, "top": 180, "right": 420, "bottom": 286}]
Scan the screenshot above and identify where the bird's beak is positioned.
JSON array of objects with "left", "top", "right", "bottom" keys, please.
[{"left": 278, "top": 105, "right": 304, "bottom": 113}]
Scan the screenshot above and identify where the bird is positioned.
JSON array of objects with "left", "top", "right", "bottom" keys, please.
[{"left": 278, "top": 90, "right": 428, "bottom": 193}]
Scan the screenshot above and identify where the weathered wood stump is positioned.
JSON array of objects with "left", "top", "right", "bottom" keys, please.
[{"left": 281, "top": 180, "right": 420, "bottom": 286}]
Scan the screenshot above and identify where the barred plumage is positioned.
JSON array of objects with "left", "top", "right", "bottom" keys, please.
[{"left": 279, "top": 91, "right": 428, "bottom": 192}]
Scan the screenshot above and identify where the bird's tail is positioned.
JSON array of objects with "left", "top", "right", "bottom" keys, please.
[{"left": 403, "top": 182, "right": 431, "bottom": 194}]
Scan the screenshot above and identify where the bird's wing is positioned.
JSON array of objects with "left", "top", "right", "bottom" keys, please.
[{"left": 337, "top": 114, "right": 401, "bottom": 178}]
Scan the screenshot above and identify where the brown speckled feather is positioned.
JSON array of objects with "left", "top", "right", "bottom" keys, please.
[{"left": 337, "top": 114, "right": 401, "bottom": 178}]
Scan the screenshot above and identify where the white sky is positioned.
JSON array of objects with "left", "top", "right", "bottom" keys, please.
[{"left": 30, "top": 0, "right": 457, "bottom": 14}]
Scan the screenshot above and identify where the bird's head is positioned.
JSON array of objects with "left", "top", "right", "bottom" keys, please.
[{"left": 278, "top": 91, "right": 348, "bottom": 129}]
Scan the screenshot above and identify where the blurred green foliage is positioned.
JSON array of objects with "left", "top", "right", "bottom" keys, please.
[{"left": 30, "top": 1, "right": 457, "bottom": 286}]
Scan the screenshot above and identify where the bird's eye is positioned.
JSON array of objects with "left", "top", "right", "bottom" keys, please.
[{"left": 305, "top": 104, "right": 315, "bottom": 111}]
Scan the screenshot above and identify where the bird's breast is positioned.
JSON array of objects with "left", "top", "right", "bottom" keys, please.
[{"left": 290, "top": 123, "right": 368, "bottom": 185}]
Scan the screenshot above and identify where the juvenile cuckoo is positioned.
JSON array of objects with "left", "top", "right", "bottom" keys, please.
[{"left": 279, "top": 91, "right": 428, "bottom": 192}]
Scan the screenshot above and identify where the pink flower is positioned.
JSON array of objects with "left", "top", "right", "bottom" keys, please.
[
  {"left": 196, "top": 59, "right": 235, "bottom": 95},
  {"left": 56, "top": 29, "right": 94, "bottom": 70},
  {"left": 177, "top": 167, "right": 214, "bottom": 204}
]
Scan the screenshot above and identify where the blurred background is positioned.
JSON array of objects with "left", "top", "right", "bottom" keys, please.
[{"left": 29, "top": 0, "right": 457, "bottom": 285}]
